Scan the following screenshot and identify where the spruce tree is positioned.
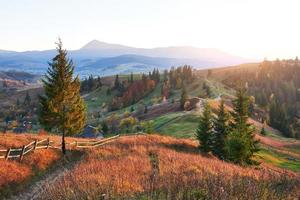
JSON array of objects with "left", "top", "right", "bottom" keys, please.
[
  {"left": 180, "top": 86, "right": 188, "bottom": 109},
  {"left": 196, "top": 102, "right": 213, "bottom": 153},
  {"left": 212, "top": 99, "right": 229, "bottom": 159},
  {"left": 130, "top": 72, "right": 134, "bottom": 83},
  {"left": 97, "top": 76, "right": 102, "bottom": 87},
  {"left": 114, "top": 74, "right": 121, "bottom": 90},
  {"left": 225, "top": 87, "right": 259, "bottom": 164},
  {"left": 24, "top": 91, "right": 31, "bottom": 105},
  {"left": 39, "top": 39, "right": 86, "bottom": 154},
  {"left": 260, "top": 126, "right": 266, "bottom": 135}
]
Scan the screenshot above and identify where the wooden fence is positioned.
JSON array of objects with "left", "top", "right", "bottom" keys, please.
[{"left": 0, "top": 135, "right": 120, "bottom": 161}]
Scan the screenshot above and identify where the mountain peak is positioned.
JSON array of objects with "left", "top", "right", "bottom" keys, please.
[{"left": 80, "top": 40, "right": 132, "bottom": 50}]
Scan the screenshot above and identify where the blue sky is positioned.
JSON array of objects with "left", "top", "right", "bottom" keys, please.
[{"left": 0, "top": 0, "right": 299, "bottom": 59}]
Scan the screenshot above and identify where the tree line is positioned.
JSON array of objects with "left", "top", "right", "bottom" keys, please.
[
  {"left": 221, "top": 58, "right": 300, "bottom": 138},
  {"left": 161, "top": 65, "right": 194, "bottom": 99},
  {"left": 109, "top": 71, "right": 159, "bottom": 110},
  {"left": 80, "top": 75, "right": 102, "bottom": 93}
]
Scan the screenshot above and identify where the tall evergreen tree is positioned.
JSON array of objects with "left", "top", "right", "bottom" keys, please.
[
  {"left": 16, "top": 98, "right": 20, "bottom": 106},
  {"left": 96, "top": 76, "right": 102, "bottom": 88},
  {"left": 24, "top": 91, "right": 31, "bottom": 105},
  {"left": 114, "top": 74, "right": 121, "bottom": 89},
  {"left": 39, "top": 39, "right": 86, "bottom": 154},
  {"left": 87, "top": 75, "right": 95, "bottom": 91},
  {"left": 212, "top": 99, "right": 230, "bottom": 159},
  {"left": 225, "top": 87, "right": 259, "bottom": 164},
  {"left": 130, "top": 72, "right": 134, "bottom": 83},
  {"left": 180, "top": 86, "right": 188, "bottom": 109},
  {"left": 196, "top": 102, "right": 213, "bottom": 153}
]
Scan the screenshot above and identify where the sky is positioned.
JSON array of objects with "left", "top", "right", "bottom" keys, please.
[{"left": 0, "top": 0, "right": 299, "bottom": 59}]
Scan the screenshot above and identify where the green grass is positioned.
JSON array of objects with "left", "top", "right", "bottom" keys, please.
[
  {"left": 84, "top": 86, "right": 115, "bottom": 112},
  {"left": 257, "top": 148, "right": 300, "bottom": 172},
  {"left": 83, "top": 74, "right": 300, "bottom": 172},
  {"left": 206, "top": 79, "right": 235, "bottom": 98},
  {"left": 152, "top": 112, "right": 200, "bottom": 139}
]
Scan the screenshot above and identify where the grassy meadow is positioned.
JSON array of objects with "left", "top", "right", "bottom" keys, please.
[{"left": 40, "top": 135, "right": 300, "bottom": 200}]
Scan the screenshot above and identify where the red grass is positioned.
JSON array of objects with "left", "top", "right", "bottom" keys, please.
[
  {"left": 41, "top": 135, "right": 300, "bottom": 200},
  {"left": 0, "top": 133, "right": 66, "bottom": 195}
]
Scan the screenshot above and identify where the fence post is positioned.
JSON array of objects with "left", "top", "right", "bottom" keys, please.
[
  {"left": 5, "top": 148, "right": 11, "bottom": 160},
  {"left": 20, "top": 145, "right": 26, "bottom": 161},
  {"left": 46, "top": 138, "right": 50, "bottom": 149},
  {"left": 33, "top": 139, "right": 38, "bottom": 151}
]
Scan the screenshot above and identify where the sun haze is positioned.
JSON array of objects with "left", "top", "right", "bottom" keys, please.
[{"left": 0, "top": 0, "right": 299, "bottom": 59}]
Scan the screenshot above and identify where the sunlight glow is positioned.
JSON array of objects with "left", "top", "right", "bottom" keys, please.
[{"left": 0, "top": 0, "right": 299, "bottom": 59}]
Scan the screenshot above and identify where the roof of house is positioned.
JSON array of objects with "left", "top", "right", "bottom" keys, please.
[{"left": 80, "top": 125, "right": 104, "bottom": 139}]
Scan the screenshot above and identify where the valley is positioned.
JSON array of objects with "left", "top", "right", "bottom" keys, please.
[{"left": 1, "top": 56, "right": 300, "bottom": 200}]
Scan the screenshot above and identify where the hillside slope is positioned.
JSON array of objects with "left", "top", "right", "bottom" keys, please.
[{"left": 39, "top": 135, "right": 300, "bottom": 200}]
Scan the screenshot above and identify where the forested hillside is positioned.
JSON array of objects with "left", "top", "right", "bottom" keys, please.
[{"left": 219, "top": 58, "right": 300, "bottom": 138}]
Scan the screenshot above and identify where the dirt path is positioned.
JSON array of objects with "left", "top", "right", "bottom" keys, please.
[{"left": 8, "top": 153, "right": 84, "bottom": 200}]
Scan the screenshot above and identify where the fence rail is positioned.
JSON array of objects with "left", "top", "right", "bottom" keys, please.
[{"left": 0, "top": 135, "right": 120, "bottom": 161}]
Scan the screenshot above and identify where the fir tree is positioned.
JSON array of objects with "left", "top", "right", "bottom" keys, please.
[
  {"left": 260, "top": 126, "right": 266, "bottom": 135},
  {"left": 130, "top": 72, "right": 134, "bottom": 83},
  {"left": 97, "top": 76, "right": 102, "bottom": 87},
  {"left": 114, "top": 74, "right": 121, "bottom": 90},
  {"left": 106, "top": 87, "right": 111, "bottom": 95},
  {"left": 101, "top": 121, "right": 108, "bottom": 133},
  {"left": 39, "top": 39, "right": 86, "bottom": 154},
  {"left": 130, "top": 106, "right": 134, "bottom": 112},
  {"left": 180, "top": 86, "right": 188, "bottom": 109},
  {"left": 212, "top": 99, "right": 230, "bottom": 159},
  {"left": 225, "top": 87, "right": 259, "bottom": 164},
  {"left": 196, "top": 102, "right": 213, "bottom": 153},
  {"left": 88, "top": 75, "right": 95, "bottom": 91},
  {"left": 23, "top": 91, "right": 31, "bottom": 105},
  {"left": 3, "top": 81, "right": 8, "bottom": 88}
]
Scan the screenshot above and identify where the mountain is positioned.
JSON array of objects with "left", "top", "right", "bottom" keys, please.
[
  {"left": 0, "top": 70, "right": 40, "bottom": 82},
  {"left": 0, "top": 40, "right": 254, "bottom": 76},
  {"left": 77, "top": 54, "right": 219, "bottom": 76}
]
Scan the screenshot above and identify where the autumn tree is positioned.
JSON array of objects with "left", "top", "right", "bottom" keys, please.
[
  {"left": 39, "top": 39, "right": 86, "bottom": 154},
  {"left": 120, "top": 117, "right": 138, "bottom": 133}
]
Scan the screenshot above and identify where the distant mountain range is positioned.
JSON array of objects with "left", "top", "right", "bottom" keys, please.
[{"left": 0, "top": 40, "right": 254, "bottom": 77}]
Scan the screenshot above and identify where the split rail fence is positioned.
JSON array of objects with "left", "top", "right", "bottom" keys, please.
[{"left": 0, "top": 135, "right": 120, "bottom": 161}]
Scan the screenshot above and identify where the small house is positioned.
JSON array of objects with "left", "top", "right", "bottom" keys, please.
[
  {"left": 184, "top": 97, "right": 203, "bottom": 111},
  {"left": 13, "top": 126, "right": 27, "bottom": 133},
  {"left": 80, "top": 125, "right": 104, "bottom": 139}
]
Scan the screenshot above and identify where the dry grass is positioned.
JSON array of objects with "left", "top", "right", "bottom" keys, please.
[
  {"left": 0, "top": 132, "right": 88, "bottom": 197},
  {"left": 0, "top": 132, "right": 92, "bottom": 149},
  {"left": 41, "top": 135, "right": 300, "bottom": 200}
]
